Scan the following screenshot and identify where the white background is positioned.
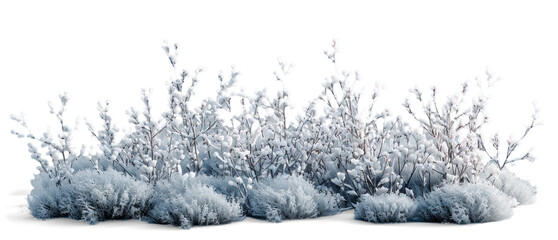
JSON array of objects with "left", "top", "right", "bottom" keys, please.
[{"left": 1, "top": 0, "right": 557, "bottom": 239}]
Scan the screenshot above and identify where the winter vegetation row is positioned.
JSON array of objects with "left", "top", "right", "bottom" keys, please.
[{"left": 12, "top": 41, "right": 537, "bottom": 228}]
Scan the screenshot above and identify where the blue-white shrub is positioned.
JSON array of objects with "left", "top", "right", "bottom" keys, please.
[
  {"left": 145, "top": 174, "right": 243, "bottom": 229},
  {"left": 417, "top": 182, "right": 517, "bottom": 224},
  {"left": 28, "top": 169, "right": 150, "bottom": 224},
  {"left": 28, "top": 173, "right": 64, "bottom": 219},
  {"left": 246, "top": 175, "right": 340, "bottom": 222},
  {"left": 495, "top": 170, "right": 536, "bottom": 205},
  {"left": 355, "top": 194, "right": 417, "bottom": 223},
  {"left": 482, "top": 166, "right": 536, "bottom": 205}
]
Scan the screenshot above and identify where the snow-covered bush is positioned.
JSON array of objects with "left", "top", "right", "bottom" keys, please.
[
  {"left": 12, "top": 93, "right": 92, "bottom": 185},
  {"left": 354, "top": 193, "right": 417, "bottom": 223},
  {"left": 482, "top": 165, "right": 536, "bottom": 205},
  {"left": 245, "top": 175, "right": 341, "bottom": 222},
  {"left": 404, "top": 83, "right": 487, "bottom": 186},
  {"left": 145, "top": 174, "right": 243, "bottom": 229},
  {"left": 86, "top": 100, "right": 134, "bottom": 176},
  {"left": 28, "top": 169, "right": 150, "bottom": 224},
  {"left": 417, "top": 182, "right": 517, "bottom": 224},
  {"left": 291, "top": 41, "right": 412, "bottom": 205},
  {"left": 494, "top": 170, "right": 536, "bottom": 205},
  {"left": 27, "top": 173, "right": 64, "bottom": 220}
]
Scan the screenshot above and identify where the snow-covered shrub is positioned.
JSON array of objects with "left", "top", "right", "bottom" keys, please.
[
  {"left": 493, "top": 170, "right": 536, "bottom": 205},
  {"left": 404, "top": 83, "right": 488, "bottom": 186},
  {"left": 225, "top": 75, "right": 302, "bottom": 181},
  {"left": 292, "top": 41, "right": 409, "bottom": 205},
  {"left": 482, "top": 166, "right": 536, "bottom": 205},
  {"left": 354, "top": 193, "right": 417, "bottom": 223},
  {"left": 12, "top": 93, "right": 91, "bottom": 185},
  {"left": 417, "top": 182, "right": 517, "bottom": 224},
  {"left": 245, "top": 175, "right": 340, "bottom": 222},
  {"left": 145, "top": 174, "right": 243, "bottom": 229},
  {"left": 27, "top": 173, "right": 64, "bottom": 219},
  {"left": 28, "top": 169, "right": 150, "bottom": 224},
  {"left": 86, "top": 100, "right": 136, "bottom": 176}
]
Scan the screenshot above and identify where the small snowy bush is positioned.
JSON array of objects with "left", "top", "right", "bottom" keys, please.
[
  {"left": 145, "top": 174, "right": 243, "bottom": 229},
  {"left": 27, "top": 173, "right": 64, "bottom": 220},
  {"left": 495, "top": 170, "right": 536, "bottom": 205},
  {"left": 245, "top": 175, "right": 340, "bottom": 222},
  {"left": 417, "top": 182, "right": 517, "bottom": 224},
  {"left": 28, "top": 169, "right": 150, "bottom": 224},
  {"left": 354, "top": 194, "right": 417, "bottom": 223},
  {"left": 482, "top": 166, "right": 536, "bottom": 205}
]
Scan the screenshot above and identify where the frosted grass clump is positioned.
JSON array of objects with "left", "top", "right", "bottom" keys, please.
[
  {"left": 354, "top": 193, "right": 417, "bottom": 223},
  {"left": 417, "top": 182, "right": 517, "bottom": 224},
  {"left": 28, "top": 169, "right": 150, "bottom": 224},
  {"left": 145, "top": 174, "right": 244, "bottom": 229},
  {"left": 245, "top": 175, "right": 340, "bottom": 222}
]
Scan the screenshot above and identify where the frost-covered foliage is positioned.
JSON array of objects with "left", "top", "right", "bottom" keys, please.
[
  {"left": 13, "top": 41, "right": 538, "bottom": 226},
  {"left": 417, "top": 182, "right": 517, "bottom": 224},
  {"left": 12, "top": 93, "right": 90, "bottom": 185},
  {"left": 193, "top": 175, "right": 250, "bottom": 201},
  {"left": 354, "top": 193, "right": 417, "bottom": 223},
  {"left": 145, "top": 174, "right": 243, "bottom": 229},
  {"left": 27, "top": 173, "right": 63, "bottom": 220},
  {"left": 482, "top": 165, "right": 536, "bottom": 205},
  {"left": 245, "top": 175, "right": 341, "bottom": 222},
  {"left": 28, "top": 169, "right": 150, "bottom": 224}
]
